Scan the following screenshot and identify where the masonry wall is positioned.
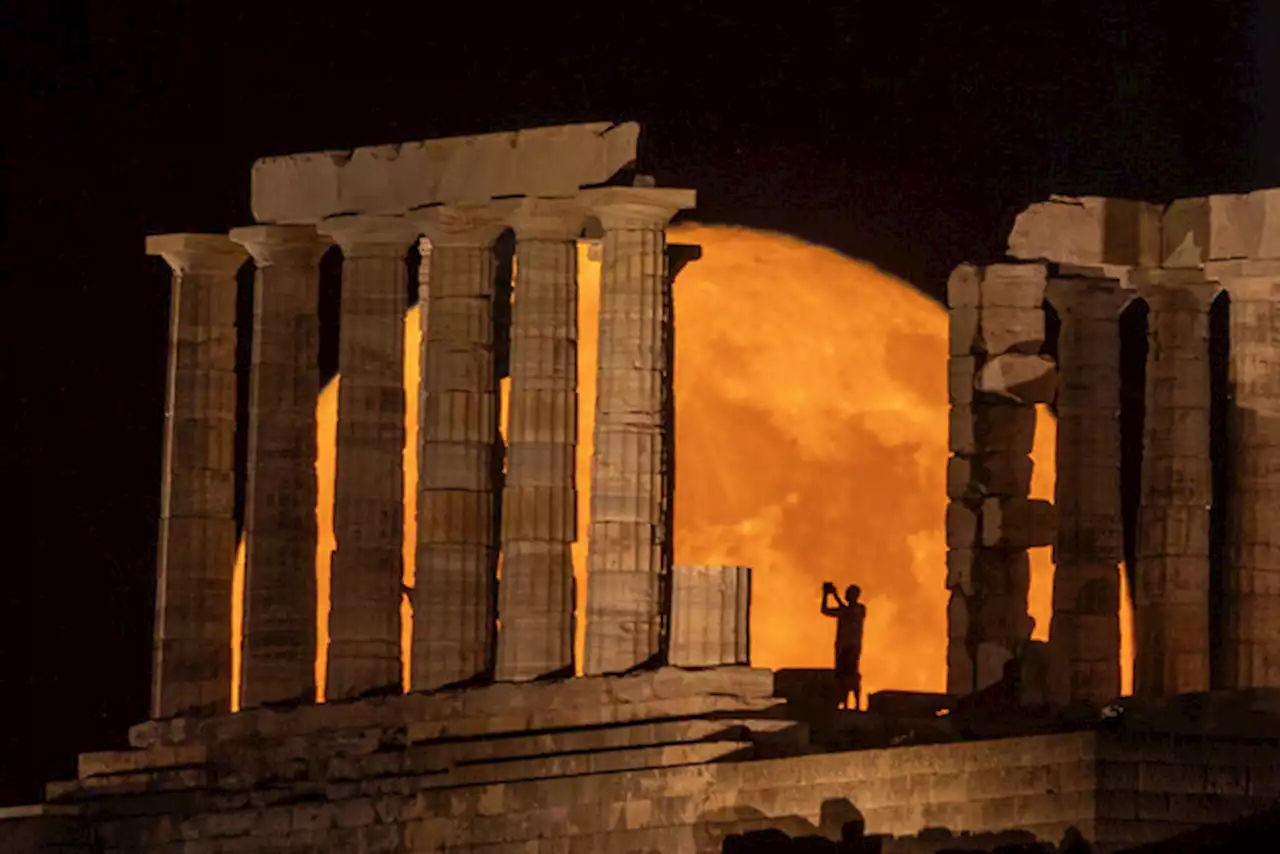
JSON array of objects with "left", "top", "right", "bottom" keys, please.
[{"left": 11, "top": 723, "right": 1280, "bottom": 853}]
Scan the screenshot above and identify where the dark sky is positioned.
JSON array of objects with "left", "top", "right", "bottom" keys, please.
[{"left": 1, "top": 3, "right": 1274, "bottom": 804}]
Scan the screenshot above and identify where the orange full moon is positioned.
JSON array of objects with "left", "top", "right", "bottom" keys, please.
[{"left": 230, "top": 224, "right": 1135, "bottom": 710}]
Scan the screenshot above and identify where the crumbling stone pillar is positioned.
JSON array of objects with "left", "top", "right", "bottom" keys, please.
[
  {"left": 945, "top": 262, "right": 1055, "bottom": 695},
  {"left": 411, "top": 205, "right": 510, "bottom": 691},
  {"left": 1134, "top": 274, "right": 1217, "bottom": 696},
  {"left": 228, "top": 225, "right": 328, "bottom": 708},
  {"left": 315, "top": 215, "right": 419, "bottom": 700},
  {"left": 580, "top": 186, "right": 696, "bottom": 676},
  {"left": 495, "top": 200, "right": 584, "bottom": 682},
  {"left": 669, "top": 565, "right": 751, "bottom": 668},
  {"left": 1045, "top": 276, "right": 1127, "bottom": 707},
  {"left": 145, "top": 234, "right": 248, "bottom": 719},
  {"left": 1219, "top": 269, "right": 1280, "bottom": 688}
]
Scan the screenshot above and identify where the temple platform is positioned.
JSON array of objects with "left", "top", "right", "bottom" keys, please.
[{"left": 8, "top": 674, "right": 1280, "bottom": 852}]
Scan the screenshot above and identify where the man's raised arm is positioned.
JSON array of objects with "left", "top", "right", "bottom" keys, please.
[{"left": 820, "top": 581, "right": 842, "bottom": 616}]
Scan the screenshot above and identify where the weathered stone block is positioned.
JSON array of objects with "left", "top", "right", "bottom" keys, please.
[
  {"left": 980, "top": 263, "right": 1048, "bottom": 308},
  {"left": 1008, "top": 195, "right": 1161, "bottom": 267},
  {"left": 975, "top": 353, "right": 1057, "bottom": 404},
  {"left": 1163, "top": 197, "right": 1210, "bottom": 268},
  {"left": 252, "top": 122, "right": 639, "bottom": 223},
  {"left": 948, "top": 355, "right": 976, "bottom": 403},
  {"left": 946, "top": 453, "right": 1033, "bottom": 500},
  {"left": 669, "top": 566, "right": 751, "bottom": 668},
  {"left": 949, "top": 305, "right": 981, "bottom": 356},
  {"left": 949, "top": 403, "right": 1037, "bottom": 456},
  {"left": 979, "top": 306, "right": 1045, "bottom": 355},
  {"left": 982, "top": 497, "right": 1057, "bottom": 548},
  {"left": 947, "top": 263, "right": 981, "bottom": 308},
  {"left": 946, "top": 501, "right": 980, "bottom": 549}
]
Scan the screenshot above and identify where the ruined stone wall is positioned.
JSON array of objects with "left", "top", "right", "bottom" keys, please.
[
  {"left": 1003, "top": 191, "right": 1280, "bottom": 698},
  {"left": 945, "top": 263, "right": 1056, "bottom": 695}
]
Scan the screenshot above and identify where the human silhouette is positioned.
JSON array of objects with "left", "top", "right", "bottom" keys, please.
[{"left": 821, "top": 582, "right": 866, "bottom": 710}]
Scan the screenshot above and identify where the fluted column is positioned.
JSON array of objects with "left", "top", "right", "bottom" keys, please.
[
  {"left": 580, "top": 186, "right": 696, "bottom": 676},
  {"left": 145, "top": 234, "right": 247, "bottom": 719},
  {"left": 495, "top": 200, "right": 584, "bottom": 681},
  {"left": 1221, "top": 271, "right": 1280, "bottom": 688},
  {"left": 1135, "top": 275, "right": 1217, "bottom": 696},
  {"left": 1046, "top": 276, "right": 1127, "bottom": 706},
  {"left": 410, "top": 204, "right": 511, "bottom": 691},
  {"left": 315, "top": 215, "right": 419, "bottom": 700},
  {"left": 228, "top": 225, "right": 329, "bottom": 708}
]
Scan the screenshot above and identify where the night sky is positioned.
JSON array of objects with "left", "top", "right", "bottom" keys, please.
[{"left": 2, "top": 3, "right": 1276, "bottom": 805}]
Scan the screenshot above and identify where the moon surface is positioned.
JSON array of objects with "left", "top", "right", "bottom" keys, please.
[{"left": 230, "top": 224, "right": 1134, "bottom": 708}]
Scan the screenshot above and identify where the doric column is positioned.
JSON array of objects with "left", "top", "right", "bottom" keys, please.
[
  {"left": 228, "top": 224, "right": 329, "bottom": 708},
  {"left": 315, "top": 214, "right": 419, "bottom": 700},
  {"left": 145, "top": 234, "right": 247, "bottom": 719},
  {"left": 1134, "top": 274, "right": 1217, "bottom": 696},
  {"left": 580, "top": 186, "right": 696, "bottom": 676},
  {"left": 495, "top": 199, "right": 584, "bottom": 681},
  {"left": 1045, "top": 276, "right": 1127, "bottom": 706},
  {"left": 1219, "top": 267, "right": 1280, "bottom": 688},
  {"left": 409, "top": 204, "right": 511, "bottom": 691}
]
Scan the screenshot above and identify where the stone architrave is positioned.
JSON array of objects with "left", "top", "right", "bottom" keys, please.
[
  {"left": 580, "top": 185, "right": 697, "bottom": 676},
  {"left": 228, "top": 225, "right": 329, "bottom": 708},
  {"left": 495, "top": 199, "right": 585, "bottom": 682},
  {"left": 251, "top": 122, "right": 640, "bottom": 225},
  {"left": 409, "top": 203, "right": 513, "bottom": 691},
  {"left": 315, "top": 215, "right": 420, "bottom": 700},
  {"left": 1045, "top": 276, "right": 1127, "bottom": 707},
  {"left": 145, "top": 234, "right": 248, "bottom": 719},
  {"left": 669, "top": 565, "right": 752, "bottom": 668},
  {"left": 1220, "top": 272, "right": 1280, "bottom": 688},
  {"left": 1134, "top": 275, "right": 1218, "bottom": 697}
]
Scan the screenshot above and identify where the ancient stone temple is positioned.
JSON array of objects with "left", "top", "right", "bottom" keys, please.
[{"left": 9, "top": 124, "right": 1280, "bottom": 852}]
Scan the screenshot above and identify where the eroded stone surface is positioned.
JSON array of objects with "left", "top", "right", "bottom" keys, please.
[
  {"left": 946, "top": 262, "right": 1047, "bottom": 695},
  {"left": 145, "top": 233, "right": 247, "bottom": 719},
  {"left": 670, "top": 565, "right": 752, "bottom": 668},
  {"left": 230, "top": 224, "right": 330, "bottom": 708},
  {"left": 496, "top": 200, "right": 584, "bottom": 682},
  {"left": 251, "top": 122, "right": 639, "bottom": 224},
  {"left": 1044, "top": 276, "right": 1127, "bottom": 707},
  {"left": 1222, "top": 276, "right": 1280, "bottom": 689},
  {"left": 316, "top": 215, "right": 420, "bottom": 700},
  {"left": 1135, "top": 280, "right": 1217, "bottom": 697},
  {"left": 1008, "top": 195, "right": 1161, "bottom": 267},
  {"left": 581, "top": 187, "right": 696, "bottom": 676},
  {"left": 411, "top": 205, "right": 510, "bottom": 692}
]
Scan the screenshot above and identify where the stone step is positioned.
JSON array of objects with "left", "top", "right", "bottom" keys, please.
[
  {"left": 128, "top": 666, "right": 775, "bottom": 749},
  {"left": 49, "top": 715, "right": 796, "bottom": 809},
  {"left": 77, "top": 743, "right": 209, "bottom": 780},
  {"left": 404, "top": 695, "right": 784, "bottom": 741}
]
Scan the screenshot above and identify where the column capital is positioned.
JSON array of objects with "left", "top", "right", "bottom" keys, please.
[
  {"left": 1045, "top": 276, "right": 1128, "bottom": 318},
  {"left": 1130, "top": 269, "right": 1222, "bottom": 308},
  {"left": 316, "top": 214, "right": 419, "bottom": 258},
  {"left": 229, "top": 224, "right": 332, "bottom": 267},
  {"left": 409, "top": 202, "right": 517, "bottom": 248},
  {"left": 508, "top": 197, "right": 587, "bottom": 241},
  {"left": 146, "top": 234, "right": 248, "bottom": 275},
  {"left": 578, "top": 186, "right": 696, "bottom": 230}
]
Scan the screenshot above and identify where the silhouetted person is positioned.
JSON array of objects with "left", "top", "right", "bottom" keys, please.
[{"left": 821, "top": 582, "right": 866, "bottom": 710}]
